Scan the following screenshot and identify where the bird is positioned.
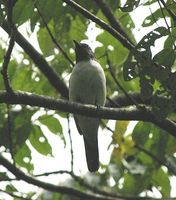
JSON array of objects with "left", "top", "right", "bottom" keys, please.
[{"left": 69, "top": 40, "right": 106, "bottom": 172}]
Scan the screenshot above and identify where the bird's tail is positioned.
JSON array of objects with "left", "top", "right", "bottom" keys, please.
[{"left": 83, "top": 135, "right": 99, "bottom": 172}]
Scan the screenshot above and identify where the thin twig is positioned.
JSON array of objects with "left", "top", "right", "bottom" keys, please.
[
  {"left": 93, "top": 0, "right": 134, "bottom": 45},
  {"left": 1, "top": 31, "right": 14, "bottom": 93},
  {"left": 106, "top": 52, "right": 140, "bottom": 108},
  {"left": 157, "top": 0, "right": 176, "bottom": 49},
  {"left": 34, "top": 0, "right": 74, "bottom": 67},
  {"left": 6, "top": 104, "right": 15, "bottom": 165},
  {"left": 135, "top": 144, "right": 176, "bottom": 175},
  {"left": 159, "top": 0, "right": 176, "bottom": 22},
  {"left": 1, "top": 0, "right": 16, "bottom": 93},
  {"left": 67, "top": 114, "right": 74, "bottom": 172},
  {"left": 0, "top": 189, "right": 31, "bottom": 200},
  {"left": 6, "top": 169, "right": 164, "bottom": 200},
  {"left": 1, "top": 21, "right": 69, "bottom": 99},
  {"left": 0, "top": 155, "right": 122, "bottom": 200},
  {"left": 0, "top": 189, "right": 29, "bottom": 200},
  {"left": 101, "top": 120, "right": 114, "bottom": 133},
  {"left": 149, "top": 7, "right": 159, "bottom": 27},
  {"left": 62, "top": 0, "right": 134, "bottom": 50},
  {"left": 106, "top": 96, "right": 121, "bottom": 107}
]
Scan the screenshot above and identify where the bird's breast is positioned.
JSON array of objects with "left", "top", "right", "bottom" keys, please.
[{"left": 69, "top": 60, "right": 106, "bottom": 105}]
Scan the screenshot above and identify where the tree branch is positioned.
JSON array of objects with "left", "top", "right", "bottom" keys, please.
[
  {"left": 1, "top": 21, "right": 69, "bottom": 99},
  {"left": 34, "top": 1, "right": 74, "bottom": 67},
  {"left": 34, "top": 170, "right": 125, "bottom": 199},
  {"left": 135, "top": 144, "right": 176, "bottom": 175},
  {"left": 1, "top": 29, "right": 14, "bottom": 93},
  {"left": 0, "top": 155, "right": 173, "bottom": 200},
  {"left": 157, "top": 0, "right": 176, "bottom": 49},
  {"left": 0, "top": 90, "right": 176, "bottom": 137},
  {"left": 67, "top": 114, "right": 74, "bottom": 172},
  {"left": 93, "top": 0, "right": 134, "bottom": 44},
  {"left": 106, "top": 92, "right": 165, "bottom": 108},
  {"left": 1, "top": 0, "right": 16, "bottom": 93},
  {"left": 0, "top": 155, "right": 123, "bottom": 200},
  {"left": 159, "top": 0, "right": 176, "bottom": 22},
  {"left": 0, "top": 189, "right": 31, "bottom": 200},
  {"left": 106, "top": 52, "right": 139, "bottom": 108},
  {"left": 62, "top": 0, "right": 134, "bottom": 50}
]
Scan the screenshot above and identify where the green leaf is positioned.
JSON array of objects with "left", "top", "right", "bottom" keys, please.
[
  {"left": 69, "top": 16, "right": 87, "bottom": 42},
  {"left": 0, "top": 172, "right": 10, "bottom": 180},
  {"left": 123, "top": 27, "right": 168, "bottom": 84},
  {"left": 122, "top": 173, "right": 151, "bottom": 195},
  {"left": 142, "top": 8, "right": 168, "bottom": 27},
  {"left": 15, "top": 144, "right": 34, "bottom": 172},
  {"left": 13, "top": 0, "right": 34, "bottom": 25},
  {"left": 152, "top": 168, "right": 171, "bottom": 196},
  {"left": 153, "top": 48, "right": 176, "bottom": 68},
  {"left": 140, "top": 77, "right": 153, "bottom": 100},
  {"left": 166, "top": 155, "right": 176, "bottom": 174},
  {"left": 37, "top": 27, "right": 55, "bottom": 57},
  {"left": 166, "top": 0, "right": 176, "bottom": 18},
  {"left": 152, "top": 95, "right": 175, "bottom": 119},
  {"left": 120, "top": 0, "right": 140, "bottom": 12},
  {"left": 137, "top": 151, "right": 153, "bottom": 165},
  {"left": 38, "top": 115, "right": 63, "bottom": 135},
  {"left": 164, "top": 27, "right": 176, "bottom": 48},
  {"left": 29, "top": 125, "right": 52, "bottom": 156},
  {"left": 121, "top": 174, "right": 137, "bottom": 194},
  {"left": 132, "top": 122, "right": 151, "bottom": 145},
  {"left": 105, "top": 0, "right": 121, "bottom": 11},
  {"left": 137, "top": 27, "right": 168, "bottom": 49},
  {"left": 6, "top": 184, "right": 17, "bottom": 192},
  {"left": 0, "top": 107, "right": 34, "bottom": 152},
  {"left": 37, "top": 0, "right": 61, "bottom": 24},
  {"left": 144, "top": 0, "right": 157, "bottom": 5},
  {"left": 12, "top": 108, "right": 33, "bottom": 152}
]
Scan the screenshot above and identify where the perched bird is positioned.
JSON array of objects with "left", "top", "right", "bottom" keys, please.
[{"left": 69, "top": 40, "right": 106, "bottom": 172}]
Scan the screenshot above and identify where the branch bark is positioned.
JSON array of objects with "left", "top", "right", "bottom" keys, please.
[
  {"left": 159, "top": 0, "right": 176, "bottom": 22},
  {"left": 107, "top": 92, "right": 156, "bottom": 108},
  {"left": 1, "top": 21, "right": 69, "bottom": 99},
  {"left": 0, "top": 155, "right": 123, "bottom": 200},
  {"left": 0, "top": 90, "right": 176, "bottom": 137},
  {"left": 62, "top": 0, "right": 134, "bottom": 50},
  {"left": 93, "top": 0, "right": 134, "bottom": 44}
]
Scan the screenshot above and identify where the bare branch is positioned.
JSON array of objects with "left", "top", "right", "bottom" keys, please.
[
  {"left": 0, "top": 189, "right": 31, "bottom": 200},
  {"left": 157, "top": 0, "right": 176, "bottom": 49},
  {"left": 93, "top": 0, "right": 134, "bottom": 45},
  {"left": 0, "top": 157, "right": 172, "bottom": 200},
  {"left": 0, "top": 91, "right": 176, "bottom": 137},
  {"left": 106, "top": 52, "right": 140, "bottom": 108},
  {"left": 62, "top": 0, "right": 134, "bottom": 50},
  {"left": 1, "top": 0, "right": 16, "bottom": 93},
  {"left": 6, "top": 104, "right": 15, "bottom": 165},
  {"left": 1, "top": 21, "right": 69, "bottom": 99},
  {"left": 67, "top": 114, "right": 74, "bottom": 171},
  {"left": 1, "top": 30, "right": 14, "bottom": 93},
  {"left": 159, "top": 0, "right": 176, "bottom": 22},
  {"left": 135, "top": 144, "right": 176, "bottom": 175},
  {"left": 0, "top": 155, "right": 123, "bottom": 200},
  {"left": 34, "top": 1, "right": 75, "bottom": 67}
]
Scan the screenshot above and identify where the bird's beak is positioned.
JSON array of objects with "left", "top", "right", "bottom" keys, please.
[{"left": 73, "top": 40, "right": 80, "bottom": 47}]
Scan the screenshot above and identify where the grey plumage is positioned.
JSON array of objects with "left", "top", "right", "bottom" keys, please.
[{"left": 69, "top": 41, "right": 106, "bottom": 172}]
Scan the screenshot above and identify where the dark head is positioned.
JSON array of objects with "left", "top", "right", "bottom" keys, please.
[{"left": 73, "top": 40, "right": 95, "bottom": 63}]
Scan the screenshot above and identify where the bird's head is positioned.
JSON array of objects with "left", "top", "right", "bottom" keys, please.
[{"left": 73, "top": 40, "right": 95, "bottom": 63}]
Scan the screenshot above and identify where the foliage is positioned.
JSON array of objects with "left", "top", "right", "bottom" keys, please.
[{"left": 0, "top": 0, "right": 176, "bottom": 199}]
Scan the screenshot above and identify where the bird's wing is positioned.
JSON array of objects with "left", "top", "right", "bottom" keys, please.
[{"left": 74, "top": 115, "right": 83, "bottom": 135}]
